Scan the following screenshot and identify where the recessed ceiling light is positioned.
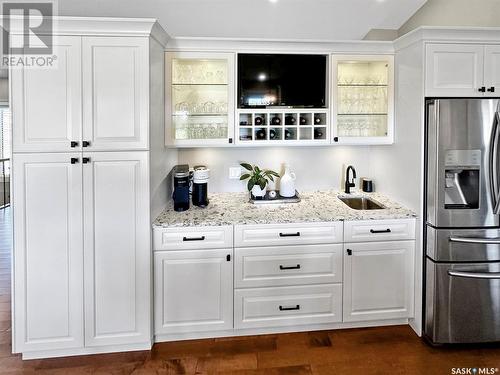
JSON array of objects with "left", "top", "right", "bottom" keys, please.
[
  {"left": 258, "top": 73, "right": 267, "bottom": 81},
  {"left": 269, "top": 0, "right": 278, "bottom": 3}
]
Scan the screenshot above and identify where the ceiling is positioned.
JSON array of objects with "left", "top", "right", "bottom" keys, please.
[{"left": 57, "top": 0, "right": 427, "bottom": 40}]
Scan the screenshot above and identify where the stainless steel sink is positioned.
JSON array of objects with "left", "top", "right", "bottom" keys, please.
[{"left": 338, "top": 196, "right": 385, "bottom": 210}]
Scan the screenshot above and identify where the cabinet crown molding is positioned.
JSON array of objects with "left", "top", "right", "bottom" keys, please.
[
  {"left": 394, "top": 26, "right": 500, "bottom": 51},
  {"left": 6, "top": 16, "right": 170, "bottom": 46}
]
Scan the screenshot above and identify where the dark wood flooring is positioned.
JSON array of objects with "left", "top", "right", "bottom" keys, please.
[{"left": 0, "top": 207, "right": 499, "bottom": 374}]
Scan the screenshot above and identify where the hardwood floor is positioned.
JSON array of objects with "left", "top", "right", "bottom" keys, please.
[{"left": 0, "top": 207, "right": 499, "bottom": 374}]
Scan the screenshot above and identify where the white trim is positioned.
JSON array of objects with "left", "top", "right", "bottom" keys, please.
[
  {"left": 166, "top": 37, "right": 395, "bottom": 54},
  {"left": 395, "top": 26, "right": 500, "bottom": 51},
  {"left": 6, "top": 16, "right": 170, "bottom": 46},
  {"left": 21, "top": 341, "right": 152, "bottom": 360},
  {"left": 154, "top": 318, "right": 410, "bottom": 343}
]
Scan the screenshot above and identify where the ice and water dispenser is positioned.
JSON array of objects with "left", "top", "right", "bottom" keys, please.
[{"left": 444, "top": 150, "right": 480, "bottom": 210}]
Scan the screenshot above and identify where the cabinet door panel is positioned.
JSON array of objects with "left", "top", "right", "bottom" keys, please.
[
  {"left": 13, "top": 153, "right": 84, "bottom": 352},
  {"left": 154, "top": 249, "right": 233, "bottom": 335},
  {"left": 343, "top": 241, "right": 414, "bottom": 322},
  {"left": 484, "top": 45, "right": 500, "bottom": 96},
  {"left": 425, "top": 44, "right": 484, "bottom": 97},
  {"left": 12, "top": 36, "right": 82, "bottom": 152},
  {"left": 83, "top": 38, "right": 149, "bottom": 151},
  {"left": 83, "top": 151, "right": 150, "bottom": 346}
]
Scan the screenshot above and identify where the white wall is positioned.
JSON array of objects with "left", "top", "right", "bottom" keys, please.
[
  {"left": 178, "top": 146, "right": 377, "bottom": 193},
  {"left": 399, "top": 0, "right": 500, "bottom": 35}
]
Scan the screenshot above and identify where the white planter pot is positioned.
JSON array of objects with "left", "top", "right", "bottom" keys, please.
[{"left": 251, "top": 185, "right": 266, "bottom": 198}]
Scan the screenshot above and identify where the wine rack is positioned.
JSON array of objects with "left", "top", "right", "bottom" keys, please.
[{"left": 237, "top": 109, "right": 329, "bottom": 145}]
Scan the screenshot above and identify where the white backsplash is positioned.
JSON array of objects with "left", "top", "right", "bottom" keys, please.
[{"left": 178, "top": 146, "right": 374, "bottom": 193}]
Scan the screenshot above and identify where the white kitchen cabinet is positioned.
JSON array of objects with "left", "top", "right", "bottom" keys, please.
[
  {"left": 343, "top": 241, "right": 415, "bottom": 322},
  {"left": 331, "top": 55, "right": 394, "bottom": 145},
  {"left": 425, "top": 44, "right": 484, "bottom": 97},
  {"left": 12, "top": 36, "right": 151, "bottom": 153},
  {"left": 83, "top": 37, "right": 150, "bottom": 151},
  {"left": 11, "top": 36, "right": 83, "bottom": 153},
  {"left": 424, "top": 43, "right": 500, "bottom": 97},
  {"left": 11, "top": 18, "right": 169, "bottom": 358},
  {"left": 234, "top": 284, "right": 342, "bottom": 329},
  {"left": 83, "top": 151, "right": 150, "bottom": 346},
  {"left": 154, "top": 249, "right": 233, "bottom": 335},
  {"left": 484, "top": 45, "right": 500, "bottom": 96},
  {"left": 234, "top": 244, "right": 343, "bottom": 288},
  {"left": 165, "top": 51, "right": 235, "bottom": 147},
  {"left": 13, "top": 153, "right": 84, "bottom": 352}
]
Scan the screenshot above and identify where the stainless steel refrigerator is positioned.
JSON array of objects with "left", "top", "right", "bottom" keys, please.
[{"left": 425, "top": 98, "right": 500, "bottom": 344}]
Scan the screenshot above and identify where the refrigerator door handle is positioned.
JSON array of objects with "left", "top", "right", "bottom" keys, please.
[
  {"left": 490, "top": 112, "right": 500, "bottom": 214},
  {"left": 448, "top": 270, "right": 500, "bottom": 279},
  {"left": 449, "top": 236, "right": 500, "bottom": 244}
]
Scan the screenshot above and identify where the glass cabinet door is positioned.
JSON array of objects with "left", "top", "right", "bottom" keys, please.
[
  {"left": 166, "top": 52, "right": 235, "bottom": 146},
  {"left": 332, "top": 55, "right": 394, "bottom": 144}
]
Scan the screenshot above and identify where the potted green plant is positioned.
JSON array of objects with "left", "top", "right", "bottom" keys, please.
[{"left": 240, "top": 163, "right": 280, "bottom": 198}]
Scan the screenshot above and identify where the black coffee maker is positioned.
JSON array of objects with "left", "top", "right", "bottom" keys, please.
[{"left": 172, "top": 165, "right": 191, "bottom": 212}]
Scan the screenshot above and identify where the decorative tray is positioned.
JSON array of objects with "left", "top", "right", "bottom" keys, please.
[{"left": 249, "top": 190, "right": 301, "bottom": 205}]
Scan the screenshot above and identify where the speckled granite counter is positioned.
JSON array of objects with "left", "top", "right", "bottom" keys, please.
[{"left": 153, "top": 190, "right": 416, "bottom": 228}]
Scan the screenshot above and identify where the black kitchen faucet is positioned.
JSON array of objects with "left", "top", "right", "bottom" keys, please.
[{"left": 345, "top": 165, "right": 356, "bottom": 194}]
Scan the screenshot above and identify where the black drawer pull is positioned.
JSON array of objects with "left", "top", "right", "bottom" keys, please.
[
  {"left": 279, "top": 232, "right": 300, "bottom": 237},
  {"left": 279, "top": 264, "right": 301, "bottom": 270},
  {"left": 370, "top": 228, "right": 391, "bottom": 234},
  {"left": 183, "top": 236, "right": 206, "bottom": 242},
  {"left": 279, "top": 305, "right": 300, "bottom": 311}
]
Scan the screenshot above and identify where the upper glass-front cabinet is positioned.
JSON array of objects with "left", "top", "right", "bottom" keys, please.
[
  {"left": 332, "top": 55, "right": 394, "bottom": 145},
  {"left": 165, "top": 52, "right": 235, "bottom": 146}
]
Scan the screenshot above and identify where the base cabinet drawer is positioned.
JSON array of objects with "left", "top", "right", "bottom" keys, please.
[
  {"left": 344, "top": 219, "right": 415, "bottom": 242},
  {"left": 153, "top": 225, "right": 233, "bottom": 251},
  {"left": 235, "top": 244, "right": 343, "bottom": 288},
  {"left": 343, "top": 241, "right": 415, "bottom": 322},
  {"left": 234, "top": 284, "right": 342, "bottom": 329},
  {"left": 154, "top": 249, "right": 233, "bottom": 334},
  {"left": 234, "top": 222, "right": 343, "bottom": 248}
]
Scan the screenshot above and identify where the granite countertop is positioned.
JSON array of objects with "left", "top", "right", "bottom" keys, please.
[{"left": 153, "top": 190, "right": 417, "bottom": 228}]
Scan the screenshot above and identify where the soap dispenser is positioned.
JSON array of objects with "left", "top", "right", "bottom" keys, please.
[{"left": 280, "top": 164, "right": 296, "bottom": 198}]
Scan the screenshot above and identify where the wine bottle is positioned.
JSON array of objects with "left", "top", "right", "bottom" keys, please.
[
  {"left": 285, "top": 129, "right": 293, "bottom": 140},
  {"left": 314, "top": 128, "right": 324, "bottom": 139},
  {"left": 256, "top": 129, "right": 266, "bottom": 140},
  {"left": 271, "top": 116, "right": 281, "bottom": 125},
  {"left": 299, "top": 116, "right": 307, "bottom": 125},
  {"left": 314, "top": 116, "right": 322, "bottom": 125},
  {"left": 285, "top": 115, "right": 296, "bottom": 125},
  {"left": 255, "top": 116, "right": 263, "bottom": 126},
  {"left": 270, "top": 129, "right": 277, "bottom": 139}
]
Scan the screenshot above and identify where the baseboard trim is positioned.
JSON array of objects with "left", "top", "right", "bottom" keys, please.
[
  {"left": 154, "top": 319, "right": 409, "bottom": 343},
  {"left": 21, "top": 341, "right": 152, "bottom": 360}
]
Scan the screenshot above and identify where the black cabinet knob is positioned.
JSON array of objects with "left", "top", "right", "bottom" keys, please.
[
  {"left": 70, "top": 158, "right": 79, "bottom": 164},
  {"left": 82, "top": 157, "right": 91, "bottom": 164},
  {"left": 70, "top": 141, "right": 79, "bottom": 148},
  {"left": 487, "top": 86, "right": 495, "bottom": 93},
  {"left": 478, "top": 87, "right": 486, "bottom": 93},
  {"left": 333, "top": 137, "right": 339, "bottom": 142}
]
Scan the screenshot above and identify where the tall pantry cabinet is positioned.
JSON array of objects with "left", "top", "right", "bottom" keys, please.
[{"left": 11, "top": 18, "right": 170, "bottom": 359}]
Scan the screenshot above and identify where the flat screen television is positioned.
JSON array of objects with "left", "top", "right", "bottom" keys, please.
[{"left": 238, "top": 53, "right": 327, "bottom": 108}]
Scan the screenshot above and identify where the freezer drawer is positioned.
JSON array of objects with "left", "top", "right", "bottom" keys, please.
[
  {"left": 426, "top": 226, "right": 500, "bottom": 262},
  {"left": 425, "top": 258, "right": 500, "bottom": 344}
]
